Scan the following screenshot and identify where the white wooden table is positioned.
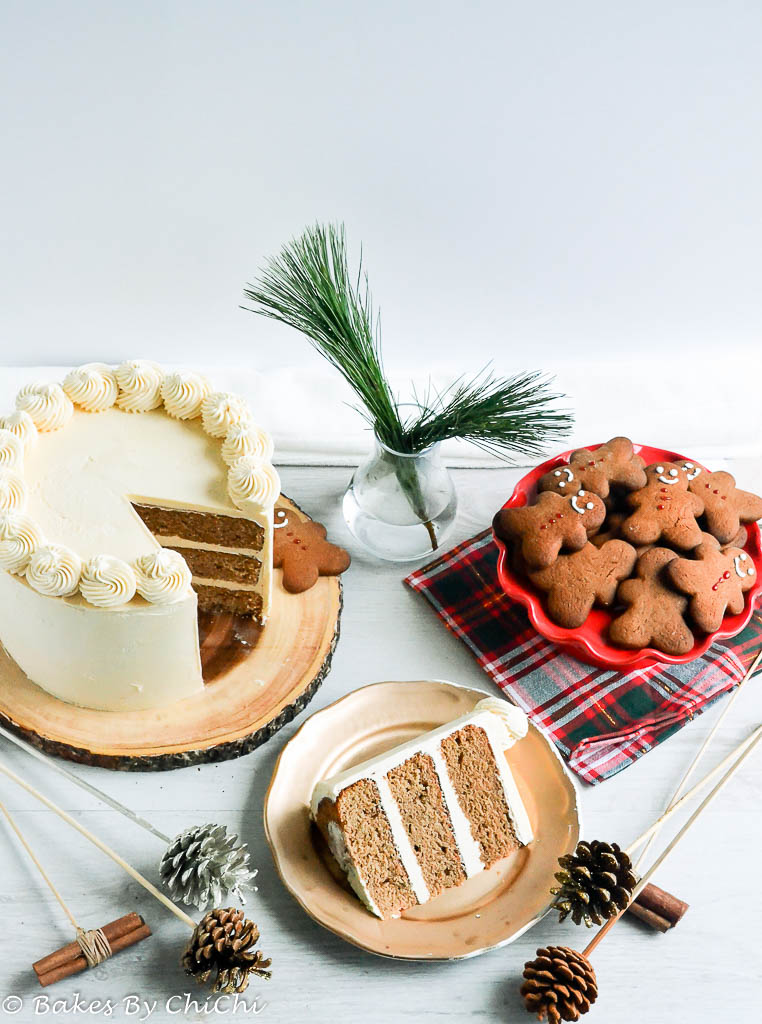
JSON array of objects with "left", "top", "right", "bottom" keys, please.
[{"left": 2, "top": 460, "right": 761, "bottom": 1024}]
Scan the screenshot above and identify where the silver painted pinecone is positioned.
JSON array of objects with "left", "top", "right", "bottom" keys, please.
[{"left": 160, "top": 824, "right": 257, "bottom": 909}]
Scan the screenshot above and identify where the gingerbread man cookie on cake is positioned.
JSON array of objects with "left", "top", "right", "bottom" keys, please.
[
  {"left": 528, "top": 540, "right": 637, "bottom": 628},
  {"left": 273, "top": 506, "right": 351, "bottom": 593},
  {"left": 609, "top": 548, "right": 694, "bottom": 655},
  {"left": 538, "top": 436, "right": 647, "bottom": 500},
  {"left": 681, "top": 469, "right": 762, "bottom": 545},
  {"left": 667, "top": 542, "right": 756, "bottom": 633},
  {"left": 493, "top": 490, "right": 606, "bottom": 569},
  {"left": 620, "top": 462, "right": 705, "bottom": 550}
]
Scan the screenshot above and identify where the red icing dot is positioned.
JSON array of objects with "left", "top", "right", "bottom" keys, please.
[
  {"left": 724, "top": 570, "right": 730, "bottom": 579},
  {"left": 294, "top": 539, "right": 301, "bottom": 545},
  {"left": 721, "top": 495, "right": 727, "bottom": 500},
  {"left": 540, "top": 524, "right": 547, "bottom": 530},
  {"left": 713, "top": 489, "right": 719, "bottom": 494},
  {"left": 657, "top": 504, "right": 665, "bottom": 510}
]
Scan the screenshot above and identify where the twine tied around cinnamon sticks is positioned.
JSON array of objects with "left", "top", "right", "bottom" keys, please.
[{"left": 0, "top": 797, "right": 151, "bottom": 987}]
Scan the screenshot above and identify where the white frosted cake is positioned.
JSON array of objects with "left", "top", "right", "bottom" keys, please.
[
  {"left": 0, "top": 362, "right": 279, "bottom": 711},
  {"left": 311, "top": 697, "right": 533, "bottom": 919}
]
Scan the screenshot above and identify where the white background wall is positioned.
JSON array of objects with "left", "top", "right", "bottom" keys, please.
[{"left": 1, "top": 1, "right": 761, "bottom": 373}]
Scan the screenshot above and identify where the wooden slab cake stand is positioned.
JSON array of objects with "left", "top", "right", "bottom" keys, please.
[{"left": 0, "top": 495, "right": 342, "bottom": 771}]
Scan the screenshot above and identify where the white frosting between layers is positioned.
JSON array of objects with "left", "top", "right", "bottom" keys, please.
[
  {"left": 134, "top": 549, "right": 193, "bottom": 604},
  {"left": 0, "top": 469, "right": 27, "bottom": 512},
  {"left": 0, "top": 410, "right": 38, "bottom": 449},
  {"left": 228, "top": 456, "right": 280, "bottom": 513},
  {"left": 16, "top": 382, "right": 73, "bottom": 432},
  {"left": 201, "top": 391, "right": 250, "bottom": 438},
  {"left": 115, "top": 360, "right": 164, "bottom": 413},
  {"left": 221, "top": 422, "right": 275, "bottom": 466},
  {"left": 161, "top": 371, "right": 211, "bottom": 420},
  {"left": 0, "top": 429, "right": 24, "bottom": 470},
  {"left": 80, "top": 554, "right": 137, "bottom": 607},
  {"left": 310, "top": 700, "right": 534, "bottom": 914},
  {"left": 0, "top": 512, "right": 44, "bottom": 574},
  {"left": 26, "top": 543, "right": 82, "bottom": 597},
  {"left": 63, "top": 364, "right": 119, "bottom": 412}
]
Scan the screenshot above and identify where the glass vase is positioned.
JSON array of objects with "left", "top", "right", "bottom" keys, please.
[{"left": 342, "top": 437, "right": 458, "bottom": 561}]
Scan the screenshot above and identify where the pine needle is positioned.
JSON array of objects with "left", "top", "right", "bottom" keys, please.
[{"left": 243, "top": 223, "right": 573, "bottom": 459}]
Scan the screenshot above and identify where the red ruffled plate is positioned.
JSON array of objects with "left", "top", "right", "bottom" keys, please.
[{"left": 493, "top": 443, "right": 762, "bottom": 669}]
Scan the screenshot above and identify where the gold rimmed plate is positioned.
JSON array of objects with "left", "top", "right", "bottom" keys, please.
[{"left": 264, "top": 679, "right": 582, "bottom": 960}]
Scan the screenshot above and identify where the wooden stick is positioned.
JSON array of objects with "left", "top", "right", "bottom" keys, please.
[
  {"left": 0, "top": 760, "right": 195, "bottom": 929},
  {"left": 633, "top": 645, "right": 762, "bottom": 872},
  {"left": 624, "top": 723, "right": 762, "bottom": 856},
  {"left": 583, "top": 719, "right": 762, "bottom": 959},
  {"left": 0, "top": 724, "right": 170, "bottom": 843}
]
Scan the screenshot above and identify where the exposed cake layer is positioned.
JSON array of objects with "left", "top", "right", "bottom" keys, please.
[
  {"left": 132, "top": 502, "right": 265, "bottom": 550},
  {"left": 311, "top": 699, "right": 533, "bottom": 919},
  {"left": 193, "top": 581, "right": 263, "bottom": 618},
  {"left": 387, "top": 753, "right": 467, "bottom": 898},
  {"left": 165, "top": 545, "right": 261, "bottom": 585},
  {"left": 441, "top": 724, "right": 521, "bottom": 866}
]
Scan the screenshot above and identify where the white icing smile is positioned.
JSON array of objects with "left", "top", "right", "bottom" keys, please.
[
  {"left": 571, "top": 489, "right": 595, "bottom": 514},
  {"left": 734, "top": 553, "right": 755, "bottom": 578},
  {"left": 656, "top": 465, "right": 680, "bottom": 485}
]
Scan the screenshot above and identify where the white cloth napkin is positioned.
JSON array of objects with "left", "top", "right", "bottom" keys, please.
[{"left": 1, "top": 359, "right": 760, "bottom": 467}]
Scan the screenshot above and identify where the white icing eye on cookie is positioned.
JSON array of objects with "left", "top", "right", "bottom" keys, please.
[
  {"left": 571, "top": 489, "right": 595, "bottom": 514},
  {"left": 681, "top": 462, "right": 702, "bottom": 481},
  {"left": 734, "top": 553, "right": 755, "bottom": 578}
]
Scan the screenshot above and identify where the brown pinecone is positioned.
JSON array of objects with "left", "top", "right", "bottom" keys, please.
[
  {"left": 521, "top": 946, "right": 598, "bottom": 1023},
  {"left": 181, "top": 907, "right": 272, "bottom": 994},
  {"left": 551, "top": 840, "right": 637, "bottom": 927}
]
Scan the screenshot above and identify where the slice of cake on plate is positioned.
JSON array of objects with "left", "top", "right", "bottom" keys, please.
[{"left": 310, "top": 696, "right": 533, "bottom": 919}]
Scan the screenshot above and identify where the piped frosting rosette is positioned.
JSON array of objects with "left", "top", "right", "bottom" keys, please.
[
  {"left": 0, "top": 468, "right": 27, "bottom": 513},
  {"left": 228, "top": 454, "right": 281, "bottom": 514},
  {"left": 222, "top": 422, "right": 274, "bottom": 466},
  {"left": 16, "top": 382, "right": 73, "bottom": 432},
  {"left": 63, "top": 363, "right": 118, "bottom": 412},
  {"left": 79, "top": 554, "right": 137, "bottom": 607},
  {"left": 0, "top": 429, "right": 23, "bottom": 470},
  {"left": 115, "top": 359, "right": 164, "bottom": 413},
  {"left": 474, "top": 697, "right": 529, "bottom": 748},
  {"left": 26, "top": 543, "right": 82, "bottom": 597},
  {"left": 201, "top": 391, "right": 251, "bottom": 438},
  {"left": 161, "top": 371, "right": 211, "bottom": 420},
  {"left": 0, "top": 512, "right": 43, "bottom": 574},
  {"left": 0, "top": 410, "right": 37, "bottom": 449},
  {"left": 133, "top": 549, "right": 192, "bottom": 604}
]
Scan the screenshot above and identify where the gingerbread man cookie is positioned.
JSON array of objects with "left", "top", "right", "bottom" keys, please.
[
  {"left": 620, "top": 462, "right": 705, "bottom": 550},
  {"left": 609, "top": 548, "right": 694, "bottom": 655},
  {"left": 667, "top": 542, "right": 756, "bottom": 633},
  {"left": 273, "top": 506, "right": 351, "bottom": 593},
  {"left": 492, "top": 490, "right": 606, "bottom": 569},
  {"left": 683, "top": 470, "right": 762, "bottom": 545},
  {"left": 538, "top": 436, "right": 647, "bottom": 500},
  {"left": 528, "top": 540, "right": 637, "bottom": 628}
]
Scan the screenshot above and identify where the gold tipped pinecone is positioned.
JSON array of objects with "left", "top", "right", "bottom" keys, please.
[
  {"left": 181, "top": 907, "right": 272, "bottom": 994},
  {"left": 521, "top": 946, "right": 598, "bottom": 1023},
  {"left": 551, "top": 840, "right": 637, "bottom": 927}
]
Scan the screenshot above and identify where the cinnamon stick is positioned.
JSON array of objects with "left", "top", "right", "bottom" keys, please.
[
  {"left": 33, "top": 913, "right": 151, "bottom": 987},
  {"left": 626, "top": 881, "right": 689, "bottom": 931}
]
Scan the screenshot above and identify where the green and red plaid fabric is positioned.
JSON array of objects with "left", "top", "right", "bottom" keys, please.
[{"left": 404, "top": 528, "right": 762, "bottom": 785}]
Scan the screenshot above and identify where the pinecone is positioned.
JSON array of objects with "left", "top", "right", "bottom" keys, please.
[
  {"left": 160, "top": 824, "right": 257, "bottom": 909},
  {"left": 521, "top": 946, "right": 598, "bottom": 1023},
  {"left": 551, "top": 840, "right": 637, "bottom": 927},
  {"left": 181, "top": 907, "right": 272, "bottom": 994}
]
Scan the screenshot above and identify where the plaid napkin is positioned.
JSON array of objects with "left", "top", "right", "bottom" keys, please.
[{"left": 404, "top": 529, "right": 762, "bottom": 785}]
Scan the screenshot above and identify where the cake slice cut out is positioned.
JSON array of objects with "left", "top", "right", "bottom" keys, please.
[{"left": 311, "top": 697, "right": 533, "bottom": 919}]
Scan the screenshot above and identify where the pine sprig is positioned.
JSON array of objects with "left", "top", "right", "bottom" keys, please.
[{"left": 243, "top": 223, "right": 573, "bottom": 459}]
